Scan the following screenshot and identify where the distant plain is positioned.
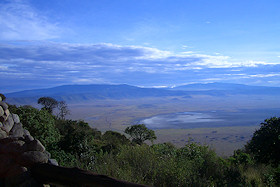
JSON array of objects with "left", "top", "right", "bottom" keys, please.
[{"left": 68, "top": 94, "right": 280, "bottom": 156}]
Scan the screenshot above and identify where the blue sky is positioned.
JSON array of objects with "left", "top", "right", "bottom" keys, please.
[{"left": 1, "top": 0, "right": 280, "bottom": 92}]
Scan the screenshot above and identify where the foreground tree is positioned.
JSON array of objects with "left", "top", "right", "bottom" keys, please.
[
  {"left": 125, "top": 124, "right": 156, "bottom": 145},
  {"left": 246, "top": 117, "right": 280, "bottom": 166},
  {"left": 38, "top": 97, "right": 58, "bottom": 113}
]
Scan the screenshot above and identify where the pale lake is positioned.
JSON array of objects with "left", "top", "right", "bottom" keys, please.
[{"left": 140, "top": 108, "right": 280, "bottom": 129}]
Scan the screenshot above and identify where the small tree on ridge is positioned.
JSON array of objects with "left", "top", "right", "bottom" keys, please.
[
  {"left": 57, "top": 101, "right": 70, "bottom": 120},
  {"left": 38, "top": 97, "right": 58, "bottom": 114},
  {"left": 125, "top": 124, "right": 156, "bottom": 145}
]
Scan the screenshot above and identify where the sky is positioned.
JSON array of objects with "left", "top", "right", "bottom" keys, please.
[{"left": 1, "top": 0, "right": 280, "bottom": 93}]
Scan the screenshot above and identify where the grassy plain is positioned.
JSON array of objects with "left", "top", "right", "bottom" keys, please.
[
  {"left": 155, "top": 126, "right": 257, "bottom": 156},
  {"left": 68, "top": 94, "right": 280, "bottom": 156}
]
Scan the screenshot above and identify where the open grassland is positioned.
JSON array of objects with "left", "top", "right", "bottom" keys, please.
[
  {"left": 154, "top": 126, "right": 257, "bottom": 156},
  {"left": 67, "top": 94, "right": 280, "bottom": 156}
]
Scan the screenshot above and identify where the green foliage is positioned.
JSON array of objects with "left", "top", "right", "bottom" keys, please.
[
  {"left": 175, "top": 143, "right": 229, "bottom": 186},
  {"left": 125, "top": 124, "right": 156, "bottom": 145},
  {"left": 37, "top": 97, "right": 58, "bottom": 113},
  {"left": 246, "top": 117, "right": 280, "bottom": 166},
  {"left": 54, "top": 119, "right": 102, "bottom": 169},
  {"left": 93, "top": 142, "right": 244, "bottom": 186},
  {"left": 101, "top": 131, "right": 130, "bottom": 153},
  {"left": 49, "top": 149, "right": 77, "bottom": 167},
  {"left": 152, "top": 142, "right": 177, "bottom": 158},
  {"left": 56, "top": 119, "right": 101, "bottom": 156},
  {"left": 273, "top": 166, "right": 280, "bottom": 185},
  {"left": 230, "top": 149, "right": 254, "bottom": 167},
  {"left": 11, "top": 105, "right": 60, "bottom": 149}
]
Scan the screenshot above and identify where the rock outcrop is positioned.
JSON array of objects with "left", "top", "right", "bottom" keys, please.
[{"left": 0, "top": 96, "right": 56, "bottom": 187}]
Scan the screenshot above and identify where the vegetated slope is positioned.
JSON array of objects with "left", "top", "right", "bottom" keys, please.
[
  {"left": 5, "top": 84, "right": 189, "bottom": 104},
  {"left": 171, "top": 82, "right": 280, "bottom": 95}
]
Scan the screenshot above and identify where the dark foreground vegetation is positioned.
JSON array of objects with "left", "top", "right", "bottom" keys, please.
[{"left": 6, "top": 96, "right": 280, "bottom": 186}]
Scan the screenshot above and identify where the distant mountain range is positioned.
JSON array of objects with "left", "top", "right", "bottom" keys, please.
[
  {"left": 5, "top": 83, "right": 280, "bottom": 104},
  {"left": 171, "top": 82, "right": 280, "bottom": 95},
  {"left": 5, "top": 84, "right": 188, "bottom": 104}
]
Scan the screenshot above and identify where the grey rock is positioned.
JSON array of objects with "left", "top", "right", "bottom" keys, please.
[
  {"left": 0, "top": 140, "right": 25, "bottom": 154},
  {"left": 0, "top": 115, "right": 7, "bottom": 123},
  {"left": 0, "top": 137, "right": 20, "bottom": 144},
  {"left": 4, "top": 109, "right": 10, "bottom": 117},
  {"left": 44, "top": 151, "right": 51, "bottom": 159},
  {"left": 3, "top": 114, "right": 14, "bottom": 132},
  {"left": 12, "top": 114, "right": 20, "bottom": 124},
  {"left": 23, "top": 134, "right": 34, "bottom": 142},
  {"left": 0, "top": 129, "right": 8, "bottom": 139},
  {"left": 5, "top": 164, "right": 27, "bottom": 178},
  {"left": 48, "top": 159, "right": 59, "bottom": 166},
  {"left": 0, "top": 106, "right": 4, "bottom": 116},
  {"left": 23, "top": 129, "right": 31, "bottom": 136},
  {"left": 16, "top": 151, "right": 49, "bottom": 167},
  {"left": 0, "top": 101, "right": 8, "bottom": 110},
  {"left": 9, "top": 123, "right": 24, "bottom": 138},
  {"left": 24, "top": 139, "right": 45, "bottom": 152}
]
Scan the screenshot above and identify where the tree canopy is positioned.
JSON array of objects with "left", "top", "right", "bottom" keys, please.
[
  {"left": 125, "top": 124, "right": 156, "bottom": 145},
  {"left": 246, "top": 117, "right": 280, "bottom": 166},
  {"left": 38, "top": 97, "right": 58, "bottom": 113}
]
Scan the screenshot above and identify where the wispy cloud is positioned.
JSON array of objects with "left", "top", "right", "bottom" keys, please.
[
  {"left": 248, "top": 73, "right": 280, "bottom": 78},
  {"left": 0, "top": 0, "right": 60, "bottom": 40},
  {"left": 1, "top": 41, "right": 280, "bottom": 92}
]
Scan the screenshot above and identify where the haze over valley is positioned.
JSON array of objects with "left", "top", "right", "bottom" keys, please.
[{"left": 5, "top": 83, "right": 280, "bottom": 155}]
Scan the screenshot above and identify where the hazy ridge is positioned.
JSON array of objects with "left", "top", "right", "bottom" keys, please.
[{"left": 5, "top": 82, "right": 280, "bottom": 104}]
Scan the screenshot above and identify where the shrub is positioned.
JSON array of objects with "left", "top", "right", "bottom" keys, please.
[
  {"left": 11, "top": 105, "right": 60, "bottom": 149},
  {"left": 101, "top": 131, "right": 130, "bottom": 153},
  {"left": 93, "top": 142, "right": 241, "bottom": 186},
  {"left": 246, "top": 117, "right": 280, "bottom": 166}
]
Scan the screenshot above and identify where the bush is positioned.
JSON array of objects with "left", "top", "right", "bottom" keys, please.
[
  {"left": 55, "top": 120, "right": 101, "bottom": 156},
  {"left": 246, "top": 117, "right": 280, "bottom": 166},
  {"left": 101, "top": 131, "right": 130, "bottom": 153},
  {"left": 11, "top": 105, "right": 60, "bottom": 149},
  {"left": 93, "top": 142, "right": 241, "bottom": 186}
]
